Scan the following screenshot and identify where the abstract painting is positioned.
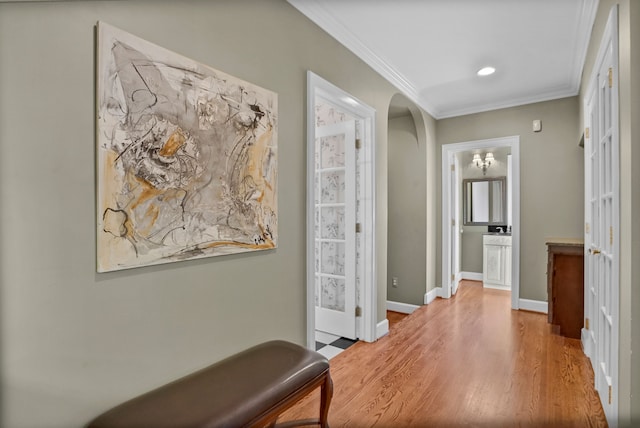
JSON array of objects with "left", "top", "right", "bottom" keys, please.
[{"left": 96, "top": 22, "right": 278, "bottom": 272}]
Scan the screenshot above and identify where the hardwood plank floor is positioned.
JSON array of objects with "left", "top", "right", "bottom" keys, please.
[
  {"left": 386, "top": 310, "right": 408, "bottom": 331},
  {"left": 281, "top": 280, "right": 607, "bottom": 427}
]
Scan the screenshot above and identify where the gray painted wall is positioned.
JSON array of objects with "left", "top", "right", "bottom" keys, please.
[
  {"left": 460, "top": 226, "right": 485, "bottom": 273},
  {"left": 437, "top": 96, "right": 583, "bottom": 302},
  {"left": 0, "top": 1, "right": 414, "bottom": 426},
  {"left": 387, "top": 115, "right": 426, "bottom": 306}
]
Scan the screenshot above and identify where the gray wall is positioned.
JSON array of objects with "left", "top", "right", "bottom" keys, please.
[
  {"left": 0, "top": 1, "right": 410, "bottom": 426},
  {"left": 460, "top": 226, "right": 485, "bottom": 273},
  {"left": 437, "top": 96, "right": 582, "bottom": 301},
  {"left": 579, "top": 0, "right": 640, "bottom": 422},
  {"left": 387, "top": 115, "right": 426, "bottom": 306}
]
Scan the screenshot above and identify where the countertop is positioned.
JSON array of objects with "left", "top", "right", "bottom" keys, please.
[{"left": 545, "top": 238, "right": 584, "bottom": 246}]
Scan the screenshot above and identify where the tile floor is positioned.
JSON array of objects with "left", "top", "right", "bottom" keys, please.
[{"left": 315, "top": 331, "right": 358, "bottom": 360}]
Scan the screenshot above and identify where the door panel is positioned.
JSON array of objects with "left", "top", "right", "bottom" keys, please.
[
  {"left": 594, "top": 44, "right": 617, "bottom": 417},
  {"left": 314, "top": 121, "right": 356, "bottom": 339},
  {"left": 584, "top": 8, "right": 618, "bottom": 422}
]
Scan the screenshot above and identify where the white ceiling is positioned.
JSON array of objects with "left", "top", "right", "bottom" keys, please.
[{"left": 288, "top": 0, "right": 599, "bottom": 119}]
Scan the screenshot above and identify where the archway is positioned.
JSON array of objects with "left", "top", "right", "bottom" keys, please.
[{"left": 386, "top": 94, "right": 436, "bottom": 316}]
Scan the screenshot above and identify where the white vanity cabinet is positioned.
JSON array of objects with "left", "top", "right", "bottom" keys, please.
[{"left": 482, "top": 234, "right": 512, "bottom": 289}]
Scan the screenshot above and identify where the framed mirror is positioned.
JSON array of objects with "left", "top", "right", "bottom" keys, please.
[{"left": 463, "top": 177, "right": 506, "bottom": 225}]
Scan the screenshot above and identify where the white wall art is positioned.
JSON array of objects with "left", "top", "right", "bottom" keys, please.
[{"left": 97, "top": 22, "right": 278, "bottom": 272}]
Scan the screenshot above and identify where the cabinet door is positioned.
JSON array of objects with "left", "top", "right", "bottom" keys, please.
[
  {"left": 483, "top": 244, "right": 504, "bottom": 285},
  {"left": 504, "top": 245, "right": 512, "bottom": 287}
]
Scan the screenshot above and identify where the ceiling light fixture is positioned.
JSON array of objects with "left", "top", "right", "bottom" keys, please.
[
  {"left": 477, "top": 66, "right": 496, "bottom": 77},
  {"left": 473, "top": 152, "right": 495, "bottom": 175}
]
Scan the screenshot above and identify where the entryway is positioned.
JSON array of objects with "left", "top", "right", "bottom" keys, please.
[
  {"left": 305, "top": 72, "right": 377, "bottom": 349},
  {"left": 441, "top": 137, "right": 521, "bottom": 309}
]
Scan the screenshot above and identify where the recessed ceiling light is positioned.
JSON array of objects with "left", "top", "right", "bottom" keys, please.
[{"left": 477, "top": 66, "right": 496, "bottom": 76}]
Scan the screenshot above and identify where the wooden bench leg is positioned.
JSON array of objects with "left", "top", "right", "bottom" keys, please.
[{"left": 319, "top": 372, "right": 333, "bottom": 428}]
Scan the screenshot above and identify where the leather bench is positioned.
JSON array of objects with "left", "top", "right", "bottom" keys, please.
[{"left": 87, "top": 340, "right": 332, "bottom": 428}]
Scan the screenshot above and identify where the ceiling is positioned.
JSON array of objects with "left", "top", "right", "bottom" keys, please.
[{"left": 288, "top": 0, "right": 599, "bottom": 119}]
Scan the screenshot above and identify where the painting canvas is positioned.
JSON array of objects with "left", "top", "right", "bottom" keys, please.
[{"left": 96, "top": 22, "right": 278, "bottom": 272}]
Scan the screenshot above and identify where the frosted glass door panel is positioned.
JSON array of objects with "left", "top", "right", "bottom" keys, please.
[{"left": 314, "top": 120, "right": 356, "bottom": 339}]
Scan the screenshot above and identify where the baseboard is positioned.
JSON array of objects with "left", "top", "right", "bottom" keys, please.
[
  {"left": 376, "top": 319, "right": 389, "bottom": 339},
  {"left": 387, "top": 300, "right": 420, "bottom": 314},
  {"left": 435, "top": 286, "right": 444, "bottom": 298},
  {"left": 461, "top": 271, "right": 483, "bottom": 281},
  {"left": 483, "top": 283, "right": 511, "bottom": 291},
  {"left": 518, "top": 298, "right": 548, "bottom": 314},
  {"left": 581, "top": 328, "right": 591, "bottom": 359},
  {"left": 424, "top": 288, "right": 438, "bottom": 305}
]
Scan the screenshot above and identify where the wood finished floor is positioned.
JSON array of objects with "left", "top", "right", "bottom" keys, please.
[
  {"left": 282, "top": 280, "right": 607, "bottom": 427},
  {"left": 386, "top": 311, "right": 409, "bottom": 331}
]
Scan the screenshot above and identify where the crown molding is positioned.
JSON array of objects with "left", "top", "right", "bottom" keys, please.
[
  {"left": 287, "top": 0, "right": 439, "bottom": 117},
  {"left": 436, "top": 85, "right": 578, "bottom": 119},
  {"left": 567, "top": 0, "right": 600, "bottom": 94},
  {"left": 292, "top": 0, "right": 596, "bottom": 120}
]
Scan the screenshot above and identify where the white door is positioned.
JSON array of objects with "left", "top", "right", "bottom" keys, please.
[
  {"left": 314, "top": 120, "right": 357, "bottom": 339},
  {"left": 584, "top": 6, "right": 619, "bottom": 423}
]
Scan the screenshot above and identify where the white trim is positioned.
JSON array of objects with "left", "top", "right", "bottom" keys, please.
[
  {"left": 581, "top": 328, "right": 592, "bottom": 360},
  {"left": 287, "top": 0, "right": 433, "bottom": 116},
  {"left": 387, "top": 300, "right": 420, "bottom": 315},
  {"left": 437, "top": 89, "right": 581, "bottom": 120},
  {"left": 306, "top": 71, "right": 377, "bottom": 349},
  {"left": 483, "top": 284, "right": 511, "bottom": 291},
  {"left": 461, "top": 271, "right": 483, "bottom": 281},
  {"left": 441, "top": 136, "right": 521, "bottom": 311},
  {"left": 424, "top": 288, "right": 438, "bottom": 305},
  {"left": 518, "top": 299, "right": 548, "bottom": 314},
  {"left": 435, "top": 287, "right": 445, "bottom": 298},
  {"left": 569, "top": 0, "right": 600, "bottom": 95},
  {"left": 376, "top": 319, "right": 389, "bottom": 340}
]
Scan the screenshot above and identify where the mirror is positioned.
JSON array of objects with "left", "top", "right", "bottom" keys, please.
[{"left": 463, "top": 177, "right": 506, "bottom": 225}]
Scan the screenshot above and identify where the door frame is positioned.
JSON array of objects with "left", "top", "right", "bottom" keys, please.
[
  {"left": 450, "top": 154, "right": 461, "bottom": 295},
  {"left": 306, "top": 71, "right": 377, "bottom": 349},
  {"left": 441, "top": 136, "right": 520, "bottom": 310}
]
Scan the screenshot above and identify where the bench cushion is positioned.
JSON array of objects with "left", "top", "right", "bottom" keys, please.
[{"left": 88, "top": 340, "right": 330, "bottom": 428}]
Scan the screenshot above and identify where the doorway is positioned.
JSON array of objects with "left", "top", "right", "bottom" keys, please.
[
  {"left": 441, "top": 136, "right": 520, "bottom": 309},
  {"left": 306, "top": 71, "right": 377, "bottom": 349}
]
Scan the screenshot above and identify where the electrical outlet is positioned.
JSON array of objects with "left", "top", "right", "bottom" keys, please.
[{"left": 392, "top": 277, "right": 399, "bottom": 288}]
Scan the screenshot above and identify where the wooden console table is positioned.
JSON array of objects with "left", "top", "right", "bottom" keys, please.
[{"left": 546, "top": 238, "right": 584, "bottom": 339}]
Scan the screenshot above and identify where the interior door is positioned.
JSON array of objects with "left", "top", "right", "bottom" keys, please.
[
  {"left": 584, "top": 7, "right": 619, "bottom": 421},
  {"left": 314, "top": 120, "right": 357, "bottom": 339}
]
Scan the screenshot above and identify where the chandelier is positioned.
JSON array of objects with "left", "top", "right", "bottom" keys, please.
[{"left": 473, "top": 152, "right": 494, "bottom": 175}]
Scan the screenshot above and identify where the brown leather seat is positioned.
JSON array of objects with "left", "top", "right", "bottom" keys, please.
[{"left": 87, "top": 340, "right": 332, "bottom": 428}]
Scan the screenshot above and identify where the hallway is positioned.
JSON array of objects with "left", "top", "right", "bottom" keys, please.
[{"left": 282, "top": 281, "right": 607, "bottom": 426}]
